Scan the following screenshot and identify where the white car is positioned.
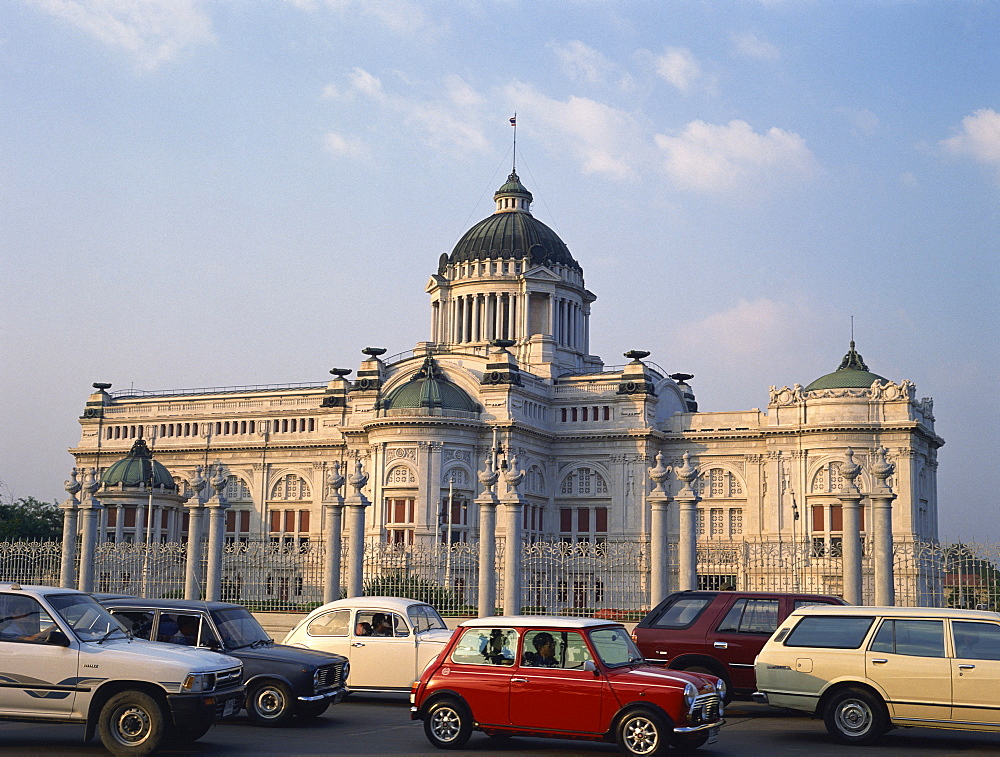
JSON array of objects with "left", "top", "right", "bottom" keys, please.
[{"left": 283, "top": 597, "right": 453, "bottom": 693}]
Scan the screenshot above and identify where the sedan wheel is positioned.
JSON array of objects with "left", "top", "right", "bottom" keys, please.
[
  {"left": 423, "top": 698, "right": 472, "bottom": 749},
  {"left": 247, "top": 680, "right": 295, "bottom": 727},
  {"left": 617, "top": 709, "right": 667, "bottom": 756}
]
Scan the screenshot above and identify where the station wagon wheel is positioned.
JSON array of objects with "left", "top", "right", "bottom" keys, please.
[
  {"left": 98, "top": 690, "right": 166, "bottom": 757},
  {"left": 824, "top": 687, "right": 888, "bottom": 746},
  {"left": 424, "top": 698, "right": 472, "bottom": 749},
  {"left": 247, "top": 680, "right": 295, "bottom": 727},
  {"left": 616, "top": 709, "right": 668, "bottom": 756}
]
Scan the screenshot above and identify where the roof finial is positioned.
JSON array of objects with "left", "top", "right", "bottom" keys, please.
[
  {"left": 851, "top": 314, "right": 854, "bottom": 344},
  {"left": 509, "top": 114, "right": 517, "bottom": 174}
]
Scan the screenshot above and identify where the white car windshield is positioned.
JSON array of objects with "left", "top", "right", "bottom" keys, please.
[
  {"left": 407, "top": 604, "right": 447, "bottom": 633},
  {"left": 49, "top": 594, "right": 129, "bottom": 642}
]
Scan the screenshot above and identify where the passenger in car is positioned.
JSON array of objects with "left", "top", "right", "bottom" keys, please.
[
  {"left": 371, "top": 614, "right": 393, "bottom": 636},
  {"left": 170, "top": 615, "right": 200, "bottom": 646},
  {"left": 522, "top": 632, "right": 559, "bottom": 667},
  {"left": 480, "top": 628, "right": 515, "bottom": 665},
  {"left": 355, "top": 621, "right": 372, "bottom": 636}
]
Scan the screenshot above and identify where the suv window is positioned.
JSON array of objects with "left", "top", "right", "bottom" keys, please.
[
  {"left": 451, "top": 628, "right": 517, "bottom": 666},
  {"left": 652, "top": 596, "right": 713, "bottom": 629},
  {"left": 953, "top": 621, "right": 1000, "bottom": 661},
  {"left": 870, "top": 619, "right": 945, "bottom": 658},
  {"left": 717, "top": 599, "right": 780, "bottom": 634},
  {"left": 784, "top": 615, "right": 875, "bottom": 648}
]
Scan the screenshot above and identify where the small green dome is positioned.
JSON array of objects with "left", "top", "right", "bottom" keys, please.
[
  {"left": 805, "top": 342, "right": 888, "bottom": 391},
  {"left": 101, "top": 438, "right": 177, "bottom": 490},
  {"left": 380, "top": 357, "right": 479, "bottom": 414}
]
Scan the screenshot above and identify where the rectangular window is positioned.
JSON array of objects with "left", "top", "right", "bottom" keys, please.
[
  {"left": 812, "top": 506, "right": 824, "bottom": 532},
  {"left": 953, "top": 621, "right": 1000, "bottom": 661},
  {"left": 831, "top": 505, "right": 843, "bottom": 532},
  {"left": 299, "top": 510, "right": 310, "bottom": 532},
  {"left": 595, "top": 507, "right": 608, "bottom": 532},
  {"left": 269, "top": 510, "right": 281, "bottom": 533},
  {"left": 240, "top": 511, "right": 251, "bottom": 532},
  {"left": 717, "top": 599, "right": 780, "bottom": 634},
  {"left": 784, "top": 616, "right": 875, "bottom": 648},
  {"left": 284, "top": 510, "right": 295, "bottom": 532},
  {"left": 870, "top": 619, "right": 945, "bottom": 658},
  {"left": 651, "top": 596, "right": 714, "bottom": 629},
  {"left": 450, "top": 628, "right": 518, "bottom": 666},
  {"left": 560, "top": 508, "right": 572, "bottom": 532},
  {"left": 577, "top": 508, "right": 590, "bottom": 533},
  {"left": 226, "top": 511, "right": 236, "bottom": 531}
]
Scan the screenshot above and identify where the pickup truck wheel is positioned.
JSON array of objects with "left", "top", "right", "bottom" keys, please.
[
  {"left": 98, "top": 690, "right": 165, "bottom": 757},
  {"left": 296, "top": 700, "right": 330, "bottom": 719},
  {"left": 824, "top": 688, "right": 888, "bottom": 745},
  {"left": 423, "top": 698, "right": 472, "bottom": 749},
  {"left": 616, "top": 709, "right": 668, "bottom": 756},
  {"left": 247, "top": 680, "right": 295, "bottom": 727}
]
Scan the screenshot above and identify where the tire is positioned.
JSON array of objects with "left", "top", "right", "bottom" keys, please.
[
  {"left": 296, "top": 700, "right": 330, "bottom": 719},
  {"left": 169, "top": 715, "right": 213, "bottom": 744},
  {"left": 423, "top": 698, "right": 472, "bottom": 749},
  {"left": 616, "top": 709, "right": 668, "bottom": 756},
  {"left": 673, "top": 730, "right": 710, "bottom": 753},
  {"left": 247, "top": 680, "right": 296, "bottom": 727},
  {"left": 823, "top": 687, "right": 889, "bottom": 746},
  {"left": 97, "top": 690, "right": 166, "bottom": 757},
  {"left": 678, "top": 663, "right": 732, "bottom": 704}
]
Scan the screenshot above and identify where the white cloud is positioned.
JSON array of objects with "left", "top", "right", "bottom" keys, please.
[
  {"left": 836, "top": 107, "right": 879, "bottom": 137},
  {"left": 551, "top": 40, "right": 614, "bottom": 84},
  {"left": 287, "top": 0, "right": 447, "bottom": 39},
  {"left": 731, "top": 32, "right": 780, "bottom": 62},
  {"left": 28, "top": 0, "right": 214, "bottom": 70},
  {"left": 653, "top": 47, "right": 706, "bottom": 94},
  {"left": 323, "top": 131, "right": 366, "bottom": 157},
  {"left": 654, "top": 119, "right": 817, "bottom": 194},
  {"left": 503, "top": 82, "right": 640, "bottom": 180},
  {"left": 680, "top": 299, "right": 803, "bottom": 356},
  {"left": 403, "top": 103, "right": 490, "bottom": 154},
  {"left": 348, "top": 67, "right": 386, "bottom": 100},
  {"left": 941, "top": 109, "right": 1000, "bottom": 173}
]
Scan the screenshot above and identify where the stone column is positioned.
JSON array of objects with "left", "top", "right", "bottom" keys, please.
[
  {"left": 183, "top": 466, "right": 207, "bottom": 600},
  {"left": 344, "top": 460, "right": 371, "bottom": 598},
  {"left": 838, "top": 448, "right": 864, "bottom": 605},
  {"left": 647, "top": 453, "right": 672, "bottom": 606},
  {"left": 76, "top": 468, "right": 103, "bottom": 593},
  {"left": 324, "top": 462, "right": 346, "bottom": 604},
  {"left": 475, "top": 455, "right": 500, "bottom": 617},
  {"left": 204, "top": 464, "right": 230, "bottom": 602},
  {"left": 501, "top": 456, "right": 525, "bottom": 615},
  {"left": 674, "top": 453, "right": 700, "bottom": 592},
  {"left": 870, "top": 447, "right": 897, "bottom": 606},
  {"left": 59, "top": 468, "right": 81, "bottom": 589}
]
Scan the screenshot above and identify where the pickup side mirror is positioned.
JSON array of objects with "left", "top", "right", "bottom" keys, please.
[{"left": 47, "top": 630, "right": 71, "bottom": 647}]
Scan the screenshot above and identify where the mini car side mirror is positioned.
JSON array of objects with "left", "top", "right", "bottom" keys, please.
[
  {"left": 584, "top": 660, "right": 598, "bottom": 675},
  {"left": 47, "top": 630, "right": 71, "bottom": 647}
]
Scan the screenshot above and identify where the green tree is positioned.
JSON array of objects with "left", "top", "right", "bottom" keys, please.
[{"left": 0, "top": 497, "right": 62, "bottom": 541}]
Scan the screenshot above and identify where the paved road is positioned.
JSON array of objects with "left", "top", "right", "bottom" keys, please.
[{"left": 3, "top": 698, "right": 999, "bottom": 756}]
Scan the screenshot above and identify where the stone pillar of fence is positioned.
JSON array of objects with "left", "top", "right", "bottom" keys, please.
[
  {"left": 674, "top": 452, "right": 700, "bottom": 591},
  {"left": 59, "top": 468, "right": 82, "bottom": 589},
  {"left": 647, "top": 453, "right": 671, "bottom": 607},
  {"left": 323, "top": 462, "right": 346, "bottom": 604},
  {"left": 344, "top": 460, "right": 371, "bottom": 598},
  {"left": 501, "top": 456, "right": 526, "bottom": 616},
  {"left": 870, "top": 447, "right": 897, "bottom": 606},
  {"left": 183, "top": 466, "right": 207, "bottom": 600},
  {"left": 476, "top": 454, "right": 500, "bottom": 617},
  {"left": 204, "top": 464, "right": 230, "bottom": 602},
  {"left": 76, "top": 468, "right": 104, "bottom": 593},
  {"left": 838, "top": 448, "right": 864, "bottom": 605}
]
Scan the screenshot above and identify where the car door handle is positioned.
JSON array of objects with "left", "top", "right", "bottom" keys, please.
[
  {"left": 959, "top": 664, "right": 976, "bottom": 670},
  {"left": 871, "top": 658, "right": 888, "bottom": 664},
  {"left": 511, "top": 677, "right": 528, "bottom": 683},
  {"left": 351, "top": 642, "right": 365, "bottom": 647},
  {"left": 714, "top": 642, "right": 728, "bottom": 649}
]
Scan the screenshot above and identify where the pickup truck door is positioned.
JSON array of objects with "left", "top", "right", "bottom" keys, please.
[{"left": 0, "top": 595, "right": 79, "bottom": 717}]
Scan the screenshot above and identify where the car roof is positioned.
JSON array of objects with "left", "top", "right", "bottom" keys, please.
[
  {"left": 305, "top": 596, "right": 434, "bottom": 616},
  {"left": 669, "top": 590, "right": 845, "bottom": 600},
  {"left": 790, "top": 605, "right": 1000, "bottom": 621},
  {"left": 458, "top": 615, "right": 623, "bottom": 630},
  {"left": 99, "top": 595, "right": 243, "bottom": 613},
  {"left": 0, "top": 583, "right": 85, "bottom": 597}
]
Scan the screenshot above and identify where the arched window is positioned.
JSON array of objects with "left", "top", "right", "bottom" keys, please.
[
  {"left": 811, "top": 462, "right": 846, "bottom": 494},
  {"left": 386, "top": 466, "right": 416, "bottom": 485},
  {"left": 696, "top": 468, "right": 744, "bottom": 498},
  {"left": 443, "top": 468, "right": 468, "bottom": 487},
  {"left": 225, "top": 475, "right": 252, "bottom": 502},
  {"left": 270, "top": 474, "right": 311, "bottom": 500},
  {"left": 559, "top": 467, "right": 609, "bottom": 497}
]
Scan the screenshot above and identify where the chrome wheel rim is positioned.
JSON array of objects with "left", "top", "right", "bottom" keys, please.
[
  {"left": 110, "top": 704, "right": 152, "bottom": 746},
  {"left": 430, "top": 706, "right": 461, "bottom": 742},
  {"left": 835, "top": 699, "right": 873, "bottom": 736},
  {"left": 623, "top": 715, "right": 659, "bottom": 755},
  {"left": 254, "top": 687, "right": 286, "bottom": 719}
]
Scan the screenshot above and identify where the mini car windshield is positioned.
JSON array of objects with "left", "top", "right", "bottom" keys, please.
[
  {"left": 407, "top": 604, "right": 447, "bottom": 633},
  {"left": 212, "top": 607, "right": 272, "bottom": 649},
  {"left": 48, "top": 593, "right": 129, "bottom": 642},
  {"left": 589, "top": 627, "right": 644, "bottom": 667}
]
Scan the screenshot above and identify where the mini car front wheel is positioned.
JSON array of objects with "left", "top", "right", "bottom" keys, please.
[
  {"left": 616, "top": 709, "right": 668, "bottom": 756},
  {"left": 98, "top": 690, "right": 165, "bottom": 757},
  {"left": 247, "top": 680, "right": 295, "bottom": 727},
  {"left": 424, "top": 698, "right": 472, "bottom": 749},
  {"left": 824, "top": 687, "right": 888, "bottom": 745}
]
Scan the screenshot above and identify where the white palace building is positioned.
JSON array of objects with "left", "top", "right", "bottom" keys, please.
[{"left": 69, "top": 169, "right": 944, "bottom": 605}]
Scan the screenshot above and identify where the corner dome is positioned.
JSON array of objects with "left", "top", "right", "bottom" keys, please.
[
  {"left": 379, "top": 357, "right": 479, "bottom": 414},
  {"left": 101, "top": 438, "right": 177, "bottom": 490},
  {"left": 442, "top": 172, "right": 580, "bottom": 272},
  {"left": 805, "top": 342, "right": 888, "bottom": 391}
]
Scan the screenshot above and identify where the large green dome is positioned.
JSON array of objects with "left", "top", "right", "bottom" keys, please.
[
  {"left": 441, "top": 171, "right": 580, "bottom": 272},
  {"left": 101, "top": 438, "right": 177, "bottom": 490},
  {"left": 805, "top": 342, "right": 888, "bottom": 391},
  {"left": 379, "top": 357, "right": 479, "bottom": 414}
]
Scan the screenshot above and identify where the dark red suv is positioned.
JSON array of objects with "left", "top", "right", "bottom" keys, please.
[{"left": 631, "top": 591, "right": 846, "bottom": 699}]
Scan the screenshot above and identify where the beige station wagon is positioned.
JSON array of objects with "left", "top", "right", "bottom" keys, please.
[{"left": 753, "top": 605, "right": 1000, "bottom": 745}]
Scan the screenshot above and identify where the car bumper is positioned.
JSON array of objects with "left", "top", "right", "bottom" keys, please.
[
  {"left": 674, "top": 719, "right": 725, "bottom": 734},
  {"left": 751, "top": 691, "right": 769, "bottom": 704},
  {"left": 167, "top": 685, "right": 245, "bottom": 722},
  {"left": 298, "top": 686, "right": 347, "bottom": 704}
]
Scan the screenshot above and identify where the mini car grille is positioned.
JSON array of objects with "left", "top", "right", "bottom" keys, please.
[
  {"left": 215, "top": 667, "right": 242, "bottom": 689},
  {"left": 688, "top": 693, "right": 721, "bottom": 725},
  {"left": 315, "top": 663, "right": 344, "bottom": 691}
]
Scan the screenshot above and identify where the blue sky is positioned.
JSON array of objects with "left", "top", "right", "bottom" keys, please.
[{"left": 1, "top": 1, "right": 997, "bottom": 541}]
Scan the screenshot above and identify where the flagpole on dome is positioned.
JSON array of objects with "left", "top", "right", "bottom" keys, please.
[{"left": 510, "top": 114, "right": 517, "bottom": 173}]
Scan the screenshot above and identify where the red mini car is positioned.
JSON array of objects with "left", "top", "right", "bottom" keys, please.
[{"left": 410, "top": 616, "right": 725, "bottom": 755}]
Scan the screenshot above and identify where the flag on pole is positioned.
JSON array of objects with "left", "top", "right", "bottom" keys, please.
[{"left": 509, "top": 116, "right": 516, "bottom": 126}]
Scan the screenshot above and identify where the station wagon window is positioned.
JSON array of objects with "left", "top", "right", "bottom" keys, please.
[
  {"left": 953, "top": 621, "right": 1000, "bottom": 661},
  {"left": 307, "top": 609, "right": 350, "bottom": 637},
  {"left": 451, "top": 628, "right": 517, "bottom": 666},
  {"left": 783, "top": 616, "right": 875, "bottom": 649},
  {"left": 651, "top": 596, "right": 713, "bottom": 629},
  {"left": 110, "top": 610, "right": 155, "bottom": 640},
  {"left": 870, "top": 619, "right": 944, "bottom": 658},
  {"left": 717, "top": 599, "right": 780, "bottom": 634},
  {"left": 521, "top": 630, "right": 593, "bottom": 669},
  {"left": 589, "top": 627, "right": 644, "bottom": 667}
]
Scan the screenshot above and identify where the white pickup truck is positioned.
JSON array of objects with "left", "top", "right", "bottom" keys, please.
[{"left": 0, "top": 583, "right": 244, "bottom": 756}]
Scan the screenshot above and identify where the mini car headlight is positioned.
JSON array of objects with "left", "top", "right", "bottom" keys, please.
[
  {"left": 182, "top": 673, "right": 215, "bottom": 693},
  {"left": 715, "top": 678, "right": 727, "bottom": 700},
  {"left": 683, "top": 682, "right": 698, "bottom": 709}
]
